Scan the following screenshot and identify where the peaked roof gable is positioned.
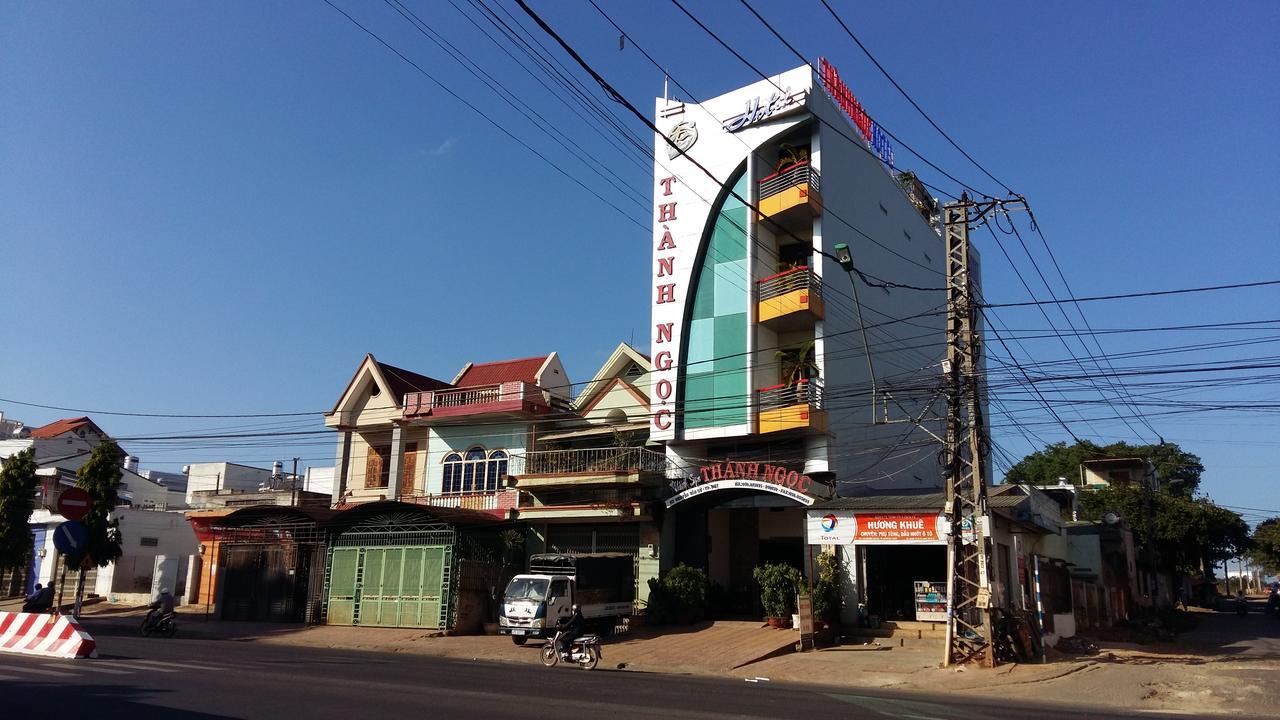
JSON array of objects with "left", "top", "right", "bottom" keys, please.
[
  {"left": 29, "top": 416, "right": 108, "bottom": 440},
  {"left": 574, "top": 343, "right": 651, "bottom": 411},
  {"left": 327, "top": 354, "right": 450, "bottom": 417}
]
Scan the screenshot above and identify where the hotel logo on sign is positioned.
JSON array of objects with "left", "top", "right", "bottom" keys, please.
[
  {"left": 665, "top": 120, "right": 698, "bottom": 159},
  {"left": 720, "top": 88, "right": 808, "bottom": 133}
]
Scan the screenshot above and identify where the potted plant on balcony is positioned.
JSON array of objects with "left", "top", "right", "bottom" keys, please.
[
  {"left": 775, "top": 341, "right": 818, "bottom": 388},
  {"left": 753, "top": 563, "right": 803, "bottom": 628},
  {"left": 773, "top": 143, "right": 810, "bottom": 173}
]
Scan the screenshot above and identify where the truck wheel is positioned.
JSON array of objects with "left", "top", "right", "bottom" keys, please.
[{"left": 512, "top": 635, "right": 528, "bottom": 646}]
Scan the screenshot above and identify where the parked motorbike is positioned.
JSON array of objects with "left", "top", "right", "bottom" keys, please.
[
  {"left": 540, "top": 631, "right": 601, "bottom": 670},
  {"left": 140, "top": 606, "right": 177, "bottom": 638}
]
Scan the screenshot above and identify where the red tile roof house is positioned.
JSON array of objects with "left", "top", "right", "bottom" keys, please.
[{"left": 323, "top": 352, "right": 570, "bottom": 512}]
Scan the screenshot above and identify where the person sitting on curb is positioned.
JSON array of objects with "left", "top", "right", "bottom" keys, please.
[{"left": 22, "top": 583, "right": 55, "bottom": 613}]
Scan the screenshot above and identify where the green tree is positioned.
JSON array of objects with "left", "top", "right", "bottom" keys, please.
[
  {"left": 1005, "top": 440, "right": 1203, "bottom": 497},
  {"left": 74, "top": 441, "right": 124, "bottom": 568},
  {"left": 1079, "top": 485, "right": 1250, "bottom": 574},
  {"left": 1250, "top": 518, "right": 1280, "bottom": 575},
  {"left": 0, "top": 449, "right": 39, "bottom": 573}
]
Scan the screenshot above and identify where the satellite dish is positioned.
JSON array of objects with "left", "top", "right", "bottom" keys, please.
[{"left": 1103, "top": 512, "right": 1120, "bottom": 525}]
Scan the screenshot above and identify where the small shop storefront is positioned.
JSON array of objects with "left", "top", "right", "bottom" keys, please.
[
  {"left": 663, "top": 458, "right": 830, "bottom": 615},
  {"left": 807, "top": 501, "right": 948, "bottom": 623},
  {"left": 808, "top": 485, "right": 1067, "bottom": 627}
]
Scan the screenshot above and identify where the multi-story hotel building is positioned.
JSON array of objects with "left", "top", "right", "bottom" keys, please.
[{"left": 650, "top": 64, "right": 957, "bottom": 610}]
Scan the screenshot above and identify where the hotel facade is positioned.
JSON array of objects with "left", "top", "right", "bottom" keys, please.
[{"left": 649, "top": 64, "right": 961, "bottom": 616}]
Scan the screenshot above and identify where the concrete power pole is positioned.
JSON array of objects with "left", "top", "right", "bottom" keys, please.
[{"left": 942, "top": 196, "right": 996, "bottom": 667}]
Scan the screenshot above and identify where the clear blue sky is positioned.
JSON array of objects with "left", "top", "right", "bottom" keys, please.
[{"left": 2, "top": 2, "right": 1277, "bottom": 522}]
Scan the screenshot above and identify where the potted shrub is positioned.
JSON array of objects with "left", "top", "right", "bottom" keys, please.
[
  {"left": 641, "top": 564, "right": 709, "bottom": 625},
  {"left": 753, "top": 563, "right": 803, "bottom": 627},
  {"left": 811, "top": 552, "right": 845, "bottom": 632}
]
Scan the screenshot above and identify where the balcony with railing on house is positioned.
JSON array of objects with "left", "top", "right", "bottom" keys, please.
[
  {"left": 757, "top": 267, "right": 824, "bottom": 329},
  {"left": 756, "top": 161, "right": 821, "bottom": 229},
  {"left": 756, "top": 378, "right": 828, "bottom": 434},
  {"left": 404, "top": 489, "right": 519, "bottom": 516},
  {"left": 508, "top": 446, "right": 670, "bottom": 490},
  {"left": 514, "top": 484, "right": 657, "bottom": 521},
  {"left": 402, "top": 381, "right": 565, "bottom": 421}
]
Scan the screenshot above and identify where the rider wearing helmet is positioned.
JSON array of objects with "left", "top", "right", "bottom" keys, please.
[
  {"left": 556, "top": 604, "right": 585, "bottom": 657},
  {"left": 156, "top": 588, "right": 176, "bottom": 617}
]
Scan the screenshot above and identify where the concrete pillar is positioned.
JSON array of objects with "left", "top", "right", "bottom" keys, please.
[
  {"left": 386, "top": 425, "right": 405, "bottom": 501},
  {"left": 332, "top": 431, "right": 353, "bottom": 506}
]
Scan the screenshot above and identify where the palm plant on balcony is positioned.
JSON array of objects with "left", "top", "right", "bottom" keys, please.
[
  {"left": 775, "top": 341, "right": 818, "bottom": 387},
  {"left": 773, "top": 143, "right": 810, "bottom": 173}
]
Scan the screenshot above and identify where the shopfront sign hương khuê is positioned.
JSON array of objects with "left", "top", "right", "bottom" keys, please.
[{"left": 806, "top": 511, "right": 947, "bottom": 545}]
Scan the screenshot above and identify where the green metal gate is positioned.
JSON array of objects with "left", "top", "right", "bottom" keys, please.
[{"left": 324, "top": 510, "right": 457, "bottom": 629}]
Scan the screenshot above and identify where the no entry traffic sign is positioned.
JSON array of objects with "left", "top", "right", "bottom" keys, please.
[
  {"left": 52, "top": 520, "right": 88, "bottom": 556},
  {"left": 56, "top": 487, "right": 91, "bottom": 521}
]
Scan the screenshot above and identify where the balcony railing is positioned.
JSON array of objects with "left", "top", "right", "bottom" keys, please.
[
  {"left": 757, "top": 378, "right": 825, "bottom": 412},
  {"left": 409, "top": 490, "right": 515, "bottom": 511},
  {"left": 403, "top": 381, "right": 559, "bottom": 418},
  {"left": 758, "top": 267, "right": 822, "bottom": 302},
  {"left": 758, "top": 161, "right": 820, "bottom": 201},
  {"left": 510, "top": 447, "right": 671, "bottom": 477}
]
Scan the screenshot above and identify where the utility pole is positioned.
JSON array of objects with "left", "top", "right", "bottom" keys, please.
[{"left": 942, "top": 195, "right": 996, "bottom": 667}]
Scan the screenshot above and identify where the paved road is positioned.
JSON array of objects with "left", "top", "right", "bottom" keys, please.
[{"left": 0, "top": 634, "right": 1197, "bottom": 719}]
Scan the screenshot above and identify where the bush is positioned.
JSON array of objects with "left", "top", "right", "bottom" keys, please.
[
  {"left": 643, "top": 564, "right": 710, "bottom": 625},
  {"left": 753, "top": 563, "right": 803, "bottom": 619},
  {"left": 811, "top": 552, "right": 845, "bottom": 624}
]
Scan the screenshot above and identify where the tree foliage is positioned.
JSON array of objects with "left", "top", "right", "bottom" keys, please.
[
  {"left": 0, "top": 449, "right": 39, "bottom": 571},
  {"left": 1005, "top": 440, "right": 1204, "bottom": 497},
  {"left": 1250, "top": 518, "right": 1280, "bottom": 575},
  {"left": 1079, "top": 485, "right": 1250, "bottom": 574},
  {"left": 74, "top": 441, "right": 123, "bottom": 567}
]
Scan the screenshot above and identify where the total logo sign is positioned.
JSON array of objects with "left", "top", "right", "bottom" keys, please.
[{"left": 807, "top": 511, "right": 854, "bottom": 544}]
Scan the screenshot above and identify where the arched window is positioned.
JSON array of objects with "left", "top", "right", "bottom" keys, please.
[
  {"left": 442, "top": 452, "right": 463, "bottom": 494},
  {"left": 487, "top": 450, "right": 508, "bottom": 492},
  {"left": 444, "top": 447, "right": 508, "bottom": 494},
  {"left": 463, "top": 447, "right": 487, "bottom": 493}
]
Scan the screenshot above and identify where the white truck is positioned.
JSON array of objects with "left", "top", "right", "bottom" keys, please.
[{"left": 499, "top": 552, "right": 634, "bottom": 645}]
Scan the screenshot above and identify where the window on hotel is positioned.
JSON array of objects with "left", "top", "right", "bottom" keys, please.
[{"left": 443, "top": 447, "right": 508, "bottom": 494}]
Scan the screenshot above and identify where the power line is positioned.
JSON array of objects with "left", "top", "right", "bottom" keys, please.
[
  {"left": 318, "top": 0, "right": 650, "bottom": 233},
  {"left": 982, "top": 279, "right": 1280, "bottom": 308},
  {"left": 815, "top": 0, "right": 1012, "bottom": 193},
  {"left": 692, "top": 0, "right": 991, "bottom": 196}
]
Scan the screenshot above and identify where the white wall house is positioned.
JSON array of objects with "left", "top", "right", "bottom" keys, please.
[{"left": 184, "top": 462, "right": 274, "bottom": 507}]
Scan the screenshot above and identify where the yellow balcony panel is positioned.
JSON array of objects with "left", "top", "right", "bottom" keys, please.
[
  {"left": 758, "top": 288, "right": 825, "bottom": 326},
  {"left": 758, "top": 404, "right": 828, "bottom": 435},
  {"left": 756, "top": 183, "right": 822, "bottom": 222}
]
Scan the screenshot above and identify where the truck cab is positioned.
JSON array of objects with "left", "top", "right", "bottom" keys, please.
[
  {"left": 499, "top": 574, "right": 574, "bottom": 642},
  {"left": 499, "top": 552, "right": 634, "bottom": 645}
]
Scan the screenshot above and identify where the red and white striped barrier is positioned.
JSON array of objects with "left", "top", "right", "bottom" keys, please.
[{"left": 0, "top": 612, "right": 97, "bottom": 659}]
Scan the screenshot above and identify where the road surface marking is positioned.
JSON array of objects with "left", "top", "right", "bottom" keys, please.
[
  {"left": 50, "top": 662, "right": 132, "bottom": 675},
  {"left": 105, "top": 660, "right": 183, "bottom": 673},
  {"left": 121, "top": 658, "right": 223, "bottom": 672},
  {"left": 0, "top": 665, "right": 76, "bottom": 678},
  {"left": 0, "top": 673, "right": 21, "bottom": 681}
]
